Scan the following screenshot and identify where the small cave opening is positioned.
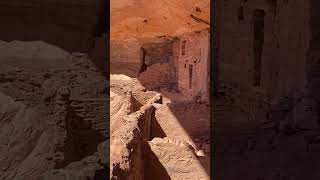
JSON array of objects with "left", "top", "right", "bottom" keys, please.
[{"left": 137, "top": 41, "right": 178, "bottom": 92}]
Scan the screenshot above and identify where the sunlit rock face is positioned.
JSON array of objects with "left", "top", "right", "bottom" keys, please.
[
  {"left": 111, "top": 0, "right": 210, "bottom": 40},
  {"left": 110, "top": 0, "right": 210, "bottom": 77}
]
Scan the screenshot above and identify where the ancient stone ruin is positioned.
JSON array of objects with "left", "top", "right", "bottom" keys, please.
[
  {"left": 138, "top": 30, "right": 210, "bottom": 102},
  {"left": 109, "top": 1, "right": 211, "bottom": 180},
  {"left": 110, "top": 32, "right": 212, "bottom": 178},
  {"left": 0, "top": 0, "right": 211, "bottom": 179},
  {"left": 110, "top": 75, "right": 210, "bottom": 180},
  {"left": 213, "top": 0, "right": 320, "bottom": 179},
  {"left": 110, "top": 0, "right": 210, "bottom": 179}
]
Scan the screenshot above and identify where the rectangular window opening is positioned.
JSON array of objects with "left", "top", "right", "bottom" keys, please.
[
  {"left": 181, "top": 40, "right": 186, "bottom": 55},
  {"left": 189, "top": 64, "right": 193, "bottom": 89},
  {"left": 253, "top": 9, "right": 265, "bottom": 87}
]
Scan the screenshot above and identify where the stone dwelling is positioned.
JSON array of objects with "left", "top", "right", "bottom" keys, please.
[
  {"left": 177, "top": 29, "right": 210, "bottom": 102},
  {"left": 217, "top": 0, "right": 310, "bottom": 101},
  {"left": 138, "top": 30, "right": 210, "bottom": 102},
  {"left": 215, "top": 0, "right": 316, "bottom": 128},
  {"left": 212, "top": 1, "right": 320, "bottom": 179},
  {"left": 139, "top": 31, "right": 210, "bottom": 100},
  {"left": 138, "top": 37, "right": 178, "bottom": 91}
]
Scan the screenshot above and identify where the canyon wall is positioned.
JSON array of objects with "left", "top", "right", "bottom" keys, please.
[
  {"left": 214, "top": 0, "right": 320, "bottom": 132},
  {"left": 0, "top": 0, "right": 105, "bottom": 52},
  {"left": 110, "top": 39, "right": 142, "bottom": 77},
  {"left": 0, "top": 41, "right": 108, "bottom": 179},
  {"left": 110, "top": 0, "right": 210, "bottom": 77},
  {"left": 110, "top": 75, "right": 210, "bottom": 180},
  {"left": 218, "top": 0, "right": 310, "bottom": 100},
  {"left": 110, "top": 75, "right": 161, "bottom": 179},
  {"left": 213, "top": 2, "right": 320, "bottom": 180}
]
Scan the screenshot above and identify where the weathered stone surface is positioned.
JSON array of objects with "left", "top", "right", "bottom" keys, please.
[
  {"left": 0, "top": 41, "right": 108, "bottom": 179},
  {"left": 110, "top": 0, "right": 209, "bottom": 40},
  {"left": 110, "top": 75, "right": 159, "bottom": 179},
  {"left": 110, "top": 75, "right": 210, "bottom": 179},
  {"left": 110, "top": 0, "right": 210, "bottom": 77},
  {"left": 38, "top": 140, "right": 108, "bottom": 180},
  {"left": 146, "top": 137, "right": 209, "bottom": 180},
  {"left": 177, "top": 30, "right": 210, "bottom": 102},
  {"left": 0, "top": 92, "right": 55, "bottom": 180}
]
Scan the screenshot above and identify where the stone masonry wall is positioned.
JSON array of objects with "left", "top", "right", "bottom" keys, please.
[
  {"left": 178, "top": 30, "right": 210, "bottom": 101},
  {"left": 218, "top": 0, "right": 310, "bottom": 100},
  {"left": 138, "top": 39, "right": 178, "bottom": 91},
  {"left": 216, "top": 0, "right": 317, "bottom": 131}
]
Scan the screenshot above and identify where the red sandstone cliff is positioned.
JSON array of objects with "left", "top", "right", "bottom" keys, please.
[{"left": 110, "top": 0, "right": 210, "bottom": 77}]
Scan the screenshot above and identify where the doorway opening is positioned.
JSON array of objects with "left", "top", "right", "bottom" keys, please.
[
  {"left": 139, "top": 48, "right": 148, "bottom": 74},
  {"left": 189, "top": 64, "right": 193, "bottom": 89},
  {"left": 181, "top": 40, "right": 187, "bottom": 55},
  {"left": 252, "top": 9, "right": 265, "bottom": 87}
]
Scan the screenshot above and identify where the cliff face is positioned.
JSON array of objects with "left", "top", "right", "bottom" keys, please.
[
  {"left": 0, "top": 0, "right": 105, "bottom": 52},
  {"left": 0, "top": 41, "right": 108, "bottom": 179},
  {"left": 110, "top": 0, "right": 210, "bottom": 77},
  {"left": 110, "top": 0, "right": 210, "bottom": 40}
]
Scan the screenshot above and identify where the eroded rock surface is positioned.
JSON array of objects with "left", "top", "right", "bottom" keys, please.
[
  {"left": 0, "top": 41, "right": 108, "bottom": 180},
  {"left": 110, "top": 0, "right": 210, "bottom": 77},
  {"left": 111, "top": 0, "right": 209, "bottom": 40},
  {"left": 145, "top": 137, "right": 209, "bottom": 180},
  {"left": 213, "top": 82, "right": 320, "bottom": 180},
  {"left": 110, "top": 74, "right": 210, "bottom": 180}
]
